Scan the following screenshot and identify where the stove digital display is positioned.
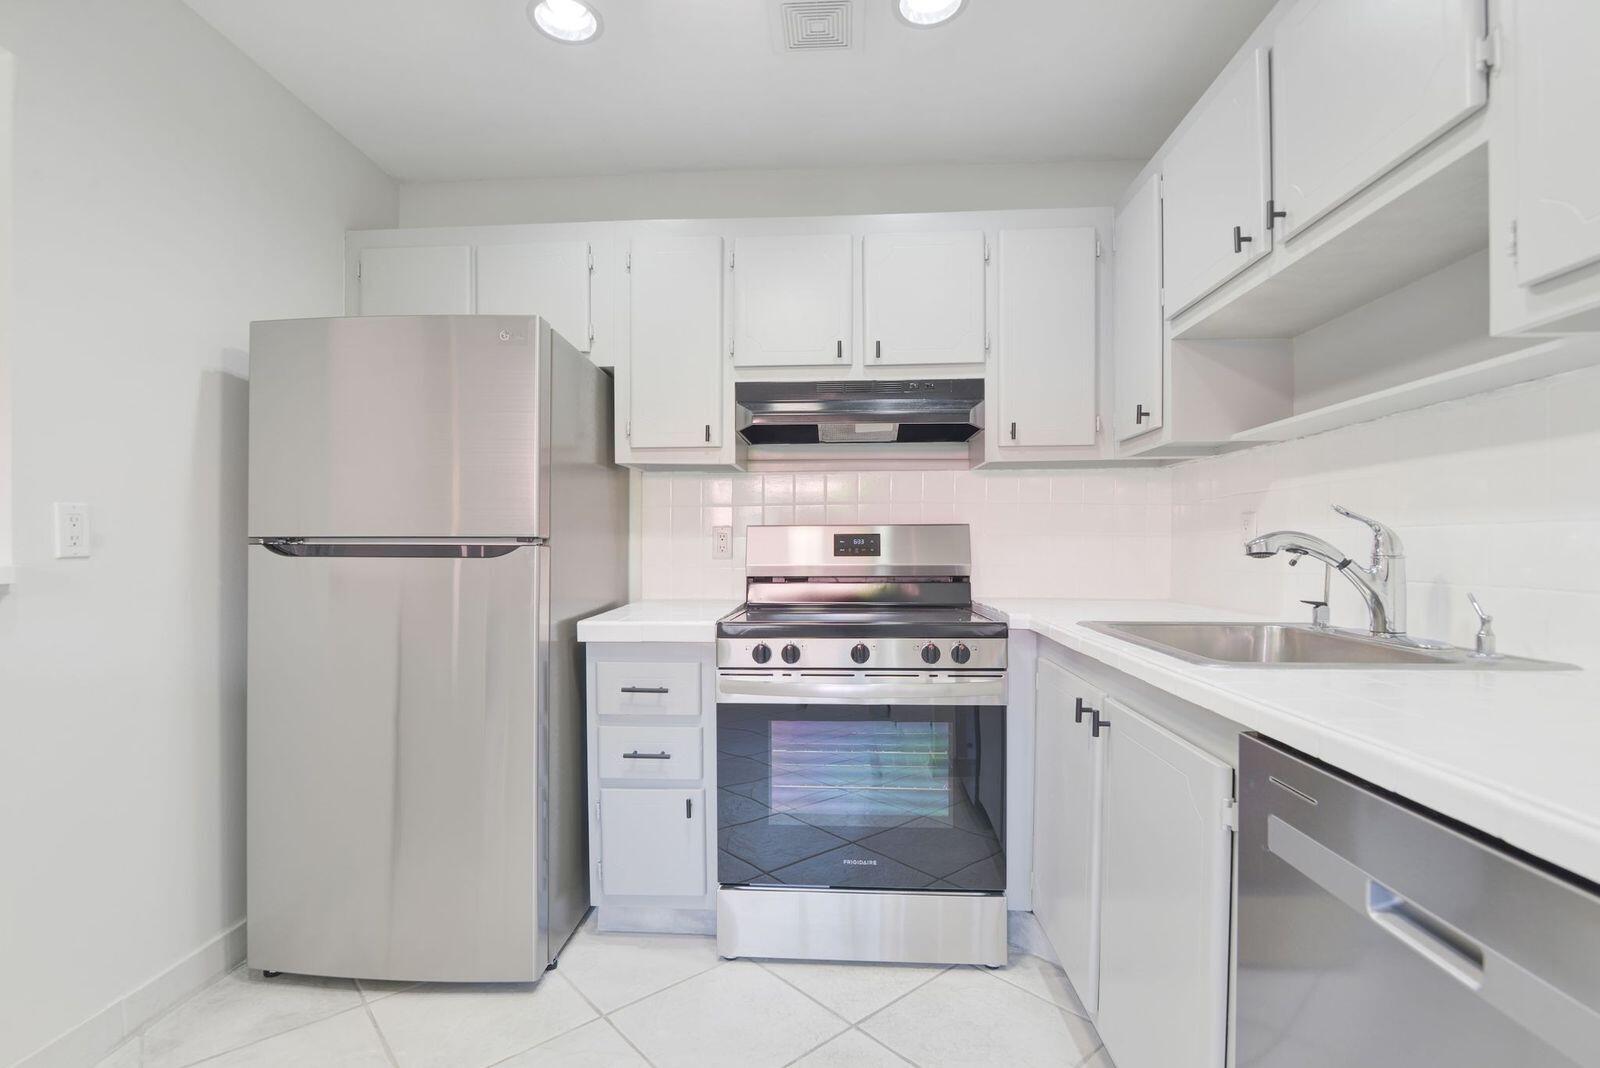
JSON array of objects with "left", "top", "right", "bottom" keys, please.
[{"left": 833, "top": 533, "right": 881, "bottom": 557}]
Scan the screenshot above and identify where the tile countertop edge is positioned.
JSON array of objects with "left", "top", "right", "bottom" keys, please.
[
  {"left": 981, "top": 599, "right": 1600, "bottom": 889},
  {"left": 576, "top": 599, "right": 740, "bottom": 644}
]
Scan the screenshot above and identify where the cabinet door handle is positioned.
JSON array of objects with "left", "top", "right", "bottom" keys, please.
[
  {"left": 1267, "top": 200, "right": 1287, "bottom": 231},
  {"left": 1233, "top": 225, "right": 1253, "bottom": 254},
  {"left": 1009, "top": 421, "right": 1017, "bottom": 440},
  {"left": 685, "top": 797, "right": 694, "bottom": 819},
  {"left": 836, "top": 339, "right": 844, "bottom": 360},
  {"left": 1090, "top": 709, "right": 1110, "bottom": 738},
  {"left": 704, "top": 423, "right": 711, "bottom": 442},
  {"left": 1074, "top": 697, "right": 1088, "bottom": 724},
  {"left": 620, "top": 686, "right": 669, "bottom": 694},
  {"left": 623, "top": 750, "right": 671, "bottom": 760},
  {"left": 1135, "top": 404, "right": 1150, "bottom": 425},
  {"left": 875, "top": 339, "right": 882, "bottom": 360}
]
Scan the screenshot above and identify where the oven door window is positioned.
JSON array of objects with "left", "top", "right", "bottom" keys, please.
[{"left": 717, "top": 703, "right": 1005, "bottom": 892}]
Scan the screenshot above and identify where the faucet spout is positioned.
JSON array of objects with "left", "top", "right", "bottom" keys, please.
[{"left": 1241, "top": 507, "right": 1406, "bottom": 637}]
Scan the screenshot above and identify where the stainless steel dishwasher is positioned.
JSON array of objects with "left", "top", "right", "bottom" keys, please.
[{"left": 1237, "top": 734, "right": 1600, "bottom": 1067}]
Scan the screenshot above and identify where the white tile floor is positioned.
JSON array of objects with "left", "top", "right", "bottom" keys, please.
[{"left": 93, "top": 913, "right": 1107, "bottom": 1068}]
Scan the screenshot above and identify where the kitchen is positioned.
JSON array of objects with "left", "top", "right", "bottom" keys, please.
[{"left": 4, "top": 1, "right": 1600, "bottom": 1067}]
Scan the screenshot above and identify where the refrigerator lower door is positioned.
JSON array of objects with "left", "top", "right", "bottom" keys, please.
[{"left": 247, "top": 541, "right": 550, "bottom": 981}]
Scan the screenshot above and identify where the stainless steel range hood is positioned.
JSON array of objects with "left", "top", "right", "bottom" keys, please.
[{"left": 735, "top": 379, "right": 984, "bottom": 446}]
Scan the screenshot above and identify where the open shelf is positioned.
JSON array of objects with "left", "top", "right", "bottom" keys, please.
[{"left": 1232, "top": 335, "right": 1600, "bottom": 443}]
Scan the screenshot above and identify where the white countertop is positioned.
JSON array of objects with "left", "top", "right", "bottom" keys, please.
[
  {"left": 577, "top": 596, "right": 1600, "bottom": 885},
  {"left": 576, "top": 599, "right": 739, "bottom": 643}
]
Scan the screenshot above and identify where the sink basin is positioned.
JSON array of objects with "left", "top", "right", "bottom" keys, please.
[{"left": 1082, "top": 621, "right": 1573, "bottom": 670}]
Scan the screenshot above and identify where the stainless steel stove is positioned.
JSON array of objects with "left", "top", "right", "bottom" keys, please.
[{"left": 714, "top": 524, "right": 1009, "bottom": 967}]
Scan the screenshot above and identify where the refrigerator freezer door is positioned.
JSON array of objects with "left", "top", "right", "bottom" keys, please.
[
  {"left": 247, "top": 542, "right": 549, "bottom": 981},
  {"left": 247, "top": 316, "right": 552, "bottom": 539}
]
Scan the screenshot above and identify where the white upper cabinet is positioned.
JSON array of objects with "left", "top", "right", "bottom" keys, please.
[
  {"left": 357, "top": 245, "right": 473, "bottom": 315},
  {"left": 475, "top": 242, "right": 593, "bottom": 352},
  {"left": 1032, "top": 661, "right": 1106, "bottom": 1014},
  {"left": 732, "top": 234, "right": 853, "bottom": 368},
  {"left": 1272, "top": 0, "right": 1486, "bottom": 241},
  {"left": 626, "top": 236, "right": 725, "bottom": 451},
  {"left": 1162, "top": 49, "right": 1273, "bottom": 318},
  {"left": 1509, "top": 0, "right": 1600, "bottom": 289},
  {"left": 1095, "top": 700, "right": 1233, "bottom": 1068},
  {"left": 864, "top": 230, "right": 987, "bottom": 366},
  {"left": 994, "top": 228, "right": 1098, "bottom": 448},
  {"left": 1112, "top": 175, "right": 1164, "bottom": 442}
]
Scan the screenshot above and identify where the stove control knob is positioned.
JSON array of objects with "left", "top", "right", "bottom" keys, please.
[
  {"left": 751, "top": 643, "right": 772, "bottom": 664},
  {"left": 851, "top": 643, "right": 871, "bottom": 665},
  {"left": 951, "top": 643, "right": 972, "bottom": 665},
  {"left": 781, "top": 643, "right": 802, "bottom": 665},
  {"left": 921, "top": 644, "right": 941, "bottom": 665}
]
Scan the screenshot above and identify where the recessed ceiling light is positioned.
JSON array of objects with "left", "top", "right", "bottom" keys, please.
[
  {"left": 528, "top": 0, "right": 602, "bottom": 44},
  {"left": 896, "top": 0, "right": 965, "bottom": 28}
]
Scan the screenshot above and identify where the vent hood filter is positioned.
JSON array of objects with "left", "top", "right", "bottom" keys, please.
[{"left": 736, "top": 379, "right": 984, "bottom": 446}]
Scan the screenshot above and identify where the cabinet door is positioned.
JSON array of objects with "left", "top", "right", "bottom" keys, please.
[
  {"left": 1096, "top": 701, "right": 1233, "bottom": 1068},
  {"left": 358, "top": 246, "right": 473, "bottom": 315},
  {"left": 995, "top": 228, "right": 1097, "bottom": 448},
  {"left": 1032, "top": 661, "right": 1106, "bottom": 1014},
  {"left": 476, "top": 242, "right": 592, "bottom": 352},
  {"left": 627, "top": 236, "right": 724, "bottom": 449},
  {"left": 864, "top": 231, "right": 986, "bottom": 365},
  {"left": 1113, "top": 175, "right": 1164, "bottom": 442},
  {"left": 1162, "top": 50, "right": 1272, "bottom": 318},
  {"left": 599, "top": 788, "right": 706, "bottom": 898},
  {"left": 733, "top": 234, "right": 853, "bottom": 367},
  {"left": 1510, "top": 0, "right": 1600, "bottom": 288},
  {"left": 1273, "top": 0, "right": 1486, "bottom": 240}
]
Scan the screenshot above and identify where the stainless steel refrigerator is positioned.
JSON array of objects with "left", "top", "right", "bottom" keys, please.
[{"left": 245, "top": 315, "right": 626, "bottom": 982}]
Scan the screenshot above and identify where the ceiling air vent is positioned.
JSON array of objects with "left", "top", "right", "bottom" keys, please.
[{"left": 773, "top": 1, "right": 855, "bottom": 52}]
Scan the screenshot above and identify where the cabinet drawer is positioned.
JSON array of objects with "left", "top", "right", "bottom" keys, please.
[
  {"left": 595, "top": 661, "right": 701, "bottom": 717},
  {"left": 598, "top": 726, "right": 703, "bottom": 781}
]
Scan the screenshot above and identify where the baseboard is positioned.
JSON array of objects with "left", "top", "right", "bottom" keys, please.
[{"left": 16, "top": 921, "right": 247, "bottom": 1068}]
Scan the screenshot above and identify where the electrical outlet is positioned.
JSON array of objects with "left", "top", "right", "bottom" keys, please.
[
  {"left": 711, "top": 525, "right": 733, "bottom": 560},
  {"left": 54, "top": 502, "right": 91, "bottom": 558}
]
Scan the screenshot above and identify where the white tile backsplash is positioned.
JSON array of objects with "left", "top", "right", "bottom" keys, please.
[
  {"left": 1171, "top": 364, "right": 1600, "bottom": 669},
  {"left": 639, "top": 467, "right": 1173, "bottom": 601}
]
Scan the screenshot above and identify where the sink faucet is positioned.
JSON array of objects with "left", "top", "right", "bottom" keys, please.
[{"left": 1244, "top": 505, "right": 1407, "bottom": 637}]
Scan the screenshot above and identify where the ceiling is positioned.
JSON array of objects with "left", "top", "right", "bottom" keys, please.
[{"left": 185, "top": 0, "right": 1276, "bottom": 183}]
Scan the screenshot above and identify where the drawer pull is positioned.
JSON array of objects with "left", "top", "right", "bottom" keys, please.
[
  {"left": 623, "top": 750, "right": 672, "bottom": 760},
  {"left": 620, "top": 686, "right": 669, "bottom": 694}
]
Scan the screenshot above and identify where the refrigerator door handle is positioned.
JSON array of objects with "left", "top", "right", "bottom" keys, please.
[{"left": 258, "top": 539, "right": 538, "bottom": 559}]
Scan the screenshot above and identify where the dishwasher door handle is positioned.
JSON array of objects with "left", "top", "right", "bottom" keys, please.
[{"left": 1267, "top": 815, "right": 1600, "bottom": 1065}]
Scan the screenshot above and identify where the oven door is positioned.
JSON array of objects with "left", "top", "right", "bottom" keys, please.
[{"left": 716, "top": 673, "right": 1005, "bottom": 894}]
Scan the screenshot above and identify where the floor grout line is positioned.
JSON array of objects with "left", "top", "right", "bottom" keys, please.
[
  {"left": 553, "top": 967, "right": 661, "bottom": 1068},
  {"left": 971, "top": 957, "right": 1097, "bottom": 1021},
  {"left": 852, "top": 1026, "right": 922, "bottom": 1068},
  {"left": 176, "top": 1001, "right": 370, "bottom": 1067},
  {"left": 841, "top": 962, "right": 954, "bottom": 1032},
  {"left": 360, "top": 999, "right": 401, "bottom": 1068},
  {"left": 577, "top": 951, "right": 729, "bottom": 1019},
  {"left": 749, "top": 958, "right": 866, "bottom": 1028}
]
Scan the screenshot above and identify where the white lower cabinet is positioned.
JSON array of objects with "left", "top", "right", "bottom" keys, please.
[
  {"left": 598, "top": 788, "right": 706, "bottom": 898},
  {"left": 1094, "top": 698, "right": 1234, "bottom": 1068},
  {"left": 1032, "top": 661, "right": 1106, "bottom": 1014}
]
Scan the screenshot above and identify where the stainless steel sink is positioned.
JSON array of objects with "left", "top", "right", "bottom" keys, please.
[{"left": 1082, "top": 621, "right": 1574, "bottom": 669}]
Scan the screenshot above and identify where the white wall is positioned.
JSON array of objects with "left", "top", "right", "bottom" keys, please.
[
  {"left": 1172, "top": 364, "right": 1600, "bottom": 670},
  {"left": 0, "top": 2, "right": 397, "bottom": 1064},
  {"left": 396, "top": 161, "right": 1141, "bottom": 228},
  {"left": 640, "top": 468, "right": 1173, "bottom": 601}
]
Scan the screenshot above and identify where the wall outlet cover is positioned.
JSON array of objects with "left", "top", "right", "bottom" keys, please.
[
  {"left": 54, "top": 502, "right": 91, "bottom": 559},
  {"left": 712, "top": 525, "right": 733, "bottom": 560}
]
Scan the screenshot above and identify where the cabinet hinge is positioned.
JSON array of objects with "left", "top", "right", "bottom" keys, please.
[
  {"left": 984, "top": 332, "right": 992, "bottom": 355},
  {"left": 983, "top": 240, "right": 991, "bottom": 265},
  {"left": 1508, "top": 219, "right": 1519, "bottom": 262},
  {"left": 355, "top": 259, "right": 362, "bottom": 280},
  {"left": 625, "top": 420, "right": 632, "bottom": 441},
  {"left": 1221, "top": 797, "right": 1238, "bottom": 833},
  {"left": 1158, "top": 287, "right": 1166, "bottom": 312},
  {"left": 1094, "top": 414, "right": 1103, "bottom": 434},
  {"left": 729, "top": 250, "right": 735, "bottom": 271},
  {"left": 729, "top": 338, "right": 736, "bottom": 359},
  {"left": 1476, "top": 27, "right": 1501, "bottom": 75},
  {"left": 1094, "top": 237, "right": 1103, "bottom": 259},
  {"left": 587, "top": 245, "right": 594, "bottom": 272},
  {"left": 625, "top": 251, "right": 632, "bottom": 272}
]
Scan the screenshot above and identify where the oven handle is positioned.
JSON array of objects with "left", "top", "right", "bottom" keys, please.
[{"left": 717, "top": 674, "right": 1006, "bottom": 703}]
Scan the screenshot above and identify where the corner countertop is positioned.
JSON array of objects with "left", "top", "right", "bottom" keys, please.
[
  {"left": 576, "top": 599, "right": 740, "bottom": 644},
  {"left": 576, "top": 597, "right": 1600, "bottom": 885}
]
